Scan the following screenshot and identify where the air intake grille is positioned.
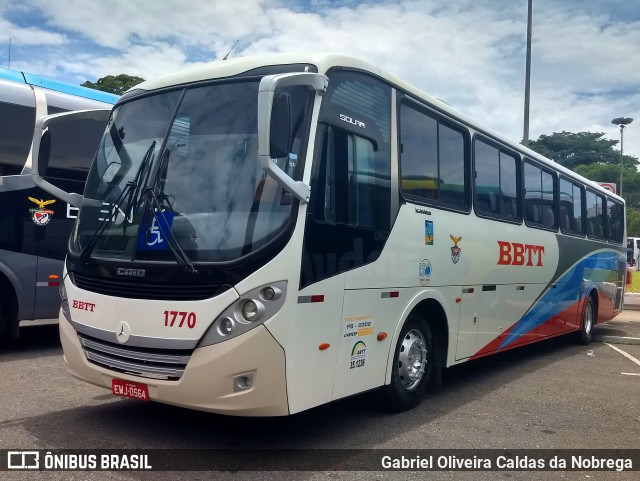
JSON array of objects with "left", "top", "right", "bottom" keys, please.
[
  {"left": 78, "top": 334, "right": 192, "bottom": 381},
  {"left": 72, "top": 273, "right": 228, "bottom": 300}
]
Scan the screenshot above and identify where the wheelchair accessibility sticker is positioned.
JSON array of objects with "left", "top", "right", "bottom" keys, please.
[{"left": 138, "top": 211, "right": 174, "bottom": 250}]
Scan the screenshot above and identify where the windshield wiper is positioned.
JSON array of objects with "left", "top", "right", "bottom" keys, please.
[
  {"left": 122, "top": 140, "right": 156, "bottom": 219},
  {"left": 79, "top": 141, "right": 158, "bottom": 265},
  {"left": 141, "top": 150, "right": 199, "bottom": 274},
  {"left": 79, "top": 180, "right": 135, "bottom": 265}
]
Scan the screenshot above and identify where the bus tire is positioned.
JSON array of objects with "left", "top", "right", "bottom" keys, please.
[
  {"left": 383, "top": 315, "right": 433, "bottom": 412},
  {"left": 574, "top": 296, "right": 594, "bottom": 345}
]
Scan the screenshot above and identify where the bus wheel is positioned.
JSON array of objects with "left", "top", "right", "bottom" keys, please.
[
  {"left": 383, "top": 316, "right": 433, "bottom": 412},
  {"left": 575, "top": 296, "right": 594, "bottom": 345}
]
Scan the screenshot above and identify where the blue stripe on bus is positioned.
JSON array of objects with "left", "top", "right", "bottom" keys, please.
[
  {"left": 0, "top": 67, "right": 27, "bottom": 83},
  {"left": 498, "top": 251, "right": 619, "bottom": 349},
  {"left": 0, "top": 67, "right": 118, "bottom": 104},
  {"left": 22, "top": 73, "right": 119, "bottom": 103}
]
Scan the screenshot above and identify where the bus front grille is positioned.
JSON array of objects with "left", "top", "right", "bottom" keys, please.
[
  {"left": 78, "top": 334, "right": 192, "bottom": 381},
  {"left": 71, "top": 273, "right": 229, "bottom": 301}
]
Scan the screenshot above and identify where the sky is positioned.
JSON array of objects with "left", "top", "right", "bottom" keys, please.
[{"left": 1, "top": 0, "right": 639, "bottom": 160}]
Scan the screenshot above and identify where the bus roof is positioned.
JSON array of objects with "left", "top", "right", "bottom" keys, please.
[
  {"left": 0, "top": 67, "right": 118, "bottom": 104},
  {"left": 130, "top": 52, "right": 622, "bottom": 202}
]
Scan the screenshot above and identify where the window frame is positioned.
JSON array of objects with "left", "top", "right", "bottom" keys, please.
[
  {"left": 558, "top": 175, "right": 586, "bottom": 237},
  {"left": 311, "top": 68, "right": 393, "bottom": 232},
  {"left": 0, "top": 100, "right": 36, "bottom": 176},
  {"left": 606, "top": 196, "right": 624, "bottom": 245},
  {"left": 397, "top": 97, "right": 471, "bottom": 214},
  {"left": 472, "top": 134, "right": 522, "bottom": 224},
  {"left": 522, "top": 157, "right": 558, "bottom": 232},
  {"left": 585, "top": 188, "right": 606, "bottom": 241}
]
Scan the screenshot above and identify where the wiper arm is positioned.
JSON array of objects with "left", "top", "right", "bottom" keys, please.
[
  {"left": 122, "top": 140, "right": 156, "bottom": 218},
  {"left": 79, "top": 140, "right": 158, "bottom": 265},
  {"left": 79, "top": 180, "right": 135, "bottom": 265},
  {"left": 143, "top": 186, "right": 199, "bottom": 275}
]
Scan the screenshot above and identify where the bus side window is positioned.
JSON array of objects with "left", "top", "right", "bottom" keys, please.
[
  {"left": 315, "top": 126, "right": 389, "bottom": 230},
  {"left": 313, "top": 69, "right": 392, "bottom": 231},
  {"left": 474, "top": 139, "right": 518, "bottom": 220},
  {"left": 44, "top": 116, "right": 107, "bottom": 183},
  {"left": 0, "top": 101, "right": 35, "bottom": 176},
  {"left": 586, "top": 190, "right": 604, "bottom": 239},
  {"left": 524, "top": 159, "right": 557, "bottom": 230},
  {"left": 559, "top": 177, "right": 585, "bottom": 235},
  {"left": 399, "top": 103, "right": 468, "bottom": 210},
  {"left": 607, "top": 199, "right": 623, "bottom": 244}
]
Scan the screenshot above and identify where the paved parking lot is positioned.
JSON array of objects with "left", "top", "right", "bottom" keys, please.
[{"left": 1, "top": 305, "right": 639, "bottom": 480}]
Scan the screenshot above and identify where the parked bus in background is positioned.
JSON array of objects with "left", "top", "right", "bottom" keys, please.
[
  {"left": 627, "top": 237, "right": 640, "bottom": 270},
  {"left": 0, "top": 67, "right": 117, "bottom": 340},
  {"left": 20, "top": 53, "right": 626, "bottom": 415}
]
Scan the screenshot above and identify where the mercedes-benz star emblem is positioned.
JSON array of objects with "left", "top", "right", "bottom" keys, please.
[{"left": 115, "top": 321, "right": 131, "bottom": 344}]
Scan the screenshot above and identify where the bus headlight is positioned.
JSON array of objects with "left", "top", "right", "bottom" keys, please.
[
  {"left": 198, "top": 281, "right": 288, "bottom": 348},
  {"left": 241, "top": 300, "right": 259, "bottom": 322},
  {"left": 262, "top": 287, "right": 276, "bottom": 301},
  {"left": 59, "top": 281, "right": 70, "bottom": 319},
  {"left": 217, "top": 317, "right": 235, "bottom": 336}
]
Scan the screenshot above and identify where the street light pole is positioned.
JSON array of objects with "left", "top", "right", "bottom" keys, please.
[
  {"left": 522, "top": 0, "right": 533, "bottom": 147},
  {"left": 612, "top": 117, "right": 633, "bottom": 197}
]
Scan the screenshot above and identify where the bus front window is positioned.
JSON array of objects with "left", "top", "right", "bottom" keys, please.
[{"left": 72, "top": 81, "right": 313, "bottom": 264}]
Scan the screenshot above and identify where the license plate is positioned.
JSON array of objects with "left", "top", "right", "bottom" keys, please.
[{"left": 112, "top": 379, "right": 149, "bottom": 401}]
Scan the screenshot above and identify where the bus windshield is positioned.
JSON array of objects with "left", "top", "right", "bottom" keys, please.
[{"left": 72, "top": 80, "right": 307, "bottom": 263}]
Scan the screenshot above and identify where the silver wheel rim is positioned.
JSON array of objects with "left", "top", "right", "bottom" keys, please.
[
  {"left": 397, "top": 328, "right": 428, "bottom": 391},
  {"left": 584, "top": 302, "right": 593, "bottom": 335}
]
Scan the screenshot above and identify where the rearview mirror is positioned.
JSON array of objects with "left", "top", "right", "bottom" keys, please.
[
  {"left": 270, "top": 92, "right": 292, "bottom": 159},
  {"left": 258, "top": 72, "right": 328, "bottom": 204},
  {"left": 27, "top": 109, "right": 111, "bottom": 207}
]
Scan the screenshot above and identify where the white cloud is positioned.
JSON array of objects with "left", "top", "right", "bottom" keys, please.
[
  {"left": 2, "top": 0, "right": 639, "bottom": 158},
  {"left": 19, "top": 0, "right": 271, "bottom": 51},
  {"left": 59, "top": 44, "right": 194, "bottom": 81},
  {"left": 0, "top": 17, "right": 66, "bottom": 47}
]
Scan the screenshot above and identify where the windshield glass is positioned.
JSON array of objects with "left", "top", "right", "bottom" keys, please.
[{"left": 72, "top": 80, "right": 311, "bottom": 263}]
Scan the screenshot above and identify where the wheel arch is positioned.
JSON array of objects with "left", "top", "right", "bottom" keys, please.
[
  {"left": 0, "top": 269, "right": 20, "bottom": 336},
  {"left": 384, "top": 291, "right": 451, "bottom": 385}
]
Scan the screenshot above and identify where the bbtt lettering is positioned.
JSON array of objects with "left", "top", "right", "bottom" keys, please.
[
  {"left": 72, "top": 300, "right": 96, "bottom": 312},
  {"left": 497, "top": 241, "right": 545, "bottom": 266}
]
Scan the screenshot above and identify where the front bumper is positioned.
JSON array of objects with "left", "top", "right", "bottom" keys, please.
[{"left": 59, "top": 312, "right": 289, "bottom": 416}]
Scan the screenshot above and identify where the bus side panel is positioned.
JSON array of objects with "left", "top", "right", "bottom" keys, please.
[
  {"left": 333, "top": 287, "right": 402, "bottom": 400},
  {"left": 0, "top": 188, "right": 42, "bottom": 320},
  {"left": 33, "top": 256, "right": 64, "bottom": 319},
  {"left": 0, "top": 251, "right": 37, "bottom": 321},
  {"left": 284, "top": 274, "right": 346, "bottom": 414},
  {"left": 33, "top": 180, "right": 83, "bottom": 319},
  {"left": 470, "top": 246, "right": 623, "bottom": 358}
]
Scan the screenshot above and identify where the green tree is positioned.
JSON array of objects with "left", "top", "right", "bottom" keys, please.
[
  {"left": 528, "top": 131, "right": 638, "bottom": 170},
  {"left": 574, "top": 164, "right": 640, "bottom": 207},
  {"left": 81, "top": 74, "right": 145, "bottom": 95},
  {"left": 626, "top": 208, "right": 640, "bottom": 237},
  {"left": 529, "top": 130, "right": 640, "bottom": 207}
]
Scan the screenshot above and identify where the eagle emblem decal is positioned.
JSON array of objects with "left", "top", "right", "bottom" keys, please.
[
  {"left": 28, "top": 197, "right": 56, "bottom": 226},
  {"left": 450, "top": 234, "right": 462, "bottom": 264}
]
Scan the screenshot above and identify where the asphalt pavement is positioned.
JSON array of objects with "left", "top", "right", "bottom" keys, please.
[{"left": 593, "top": 293, "right": 640, "bottom": 344}]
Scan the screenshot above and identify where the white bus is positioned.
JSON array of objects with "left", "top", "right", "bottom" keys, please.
[
  {"left": 24, "top": 53, "right": 626, "bottom": 415},
  {"left": 627, "top": 237, "right": 640, "bottom": 269}
]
